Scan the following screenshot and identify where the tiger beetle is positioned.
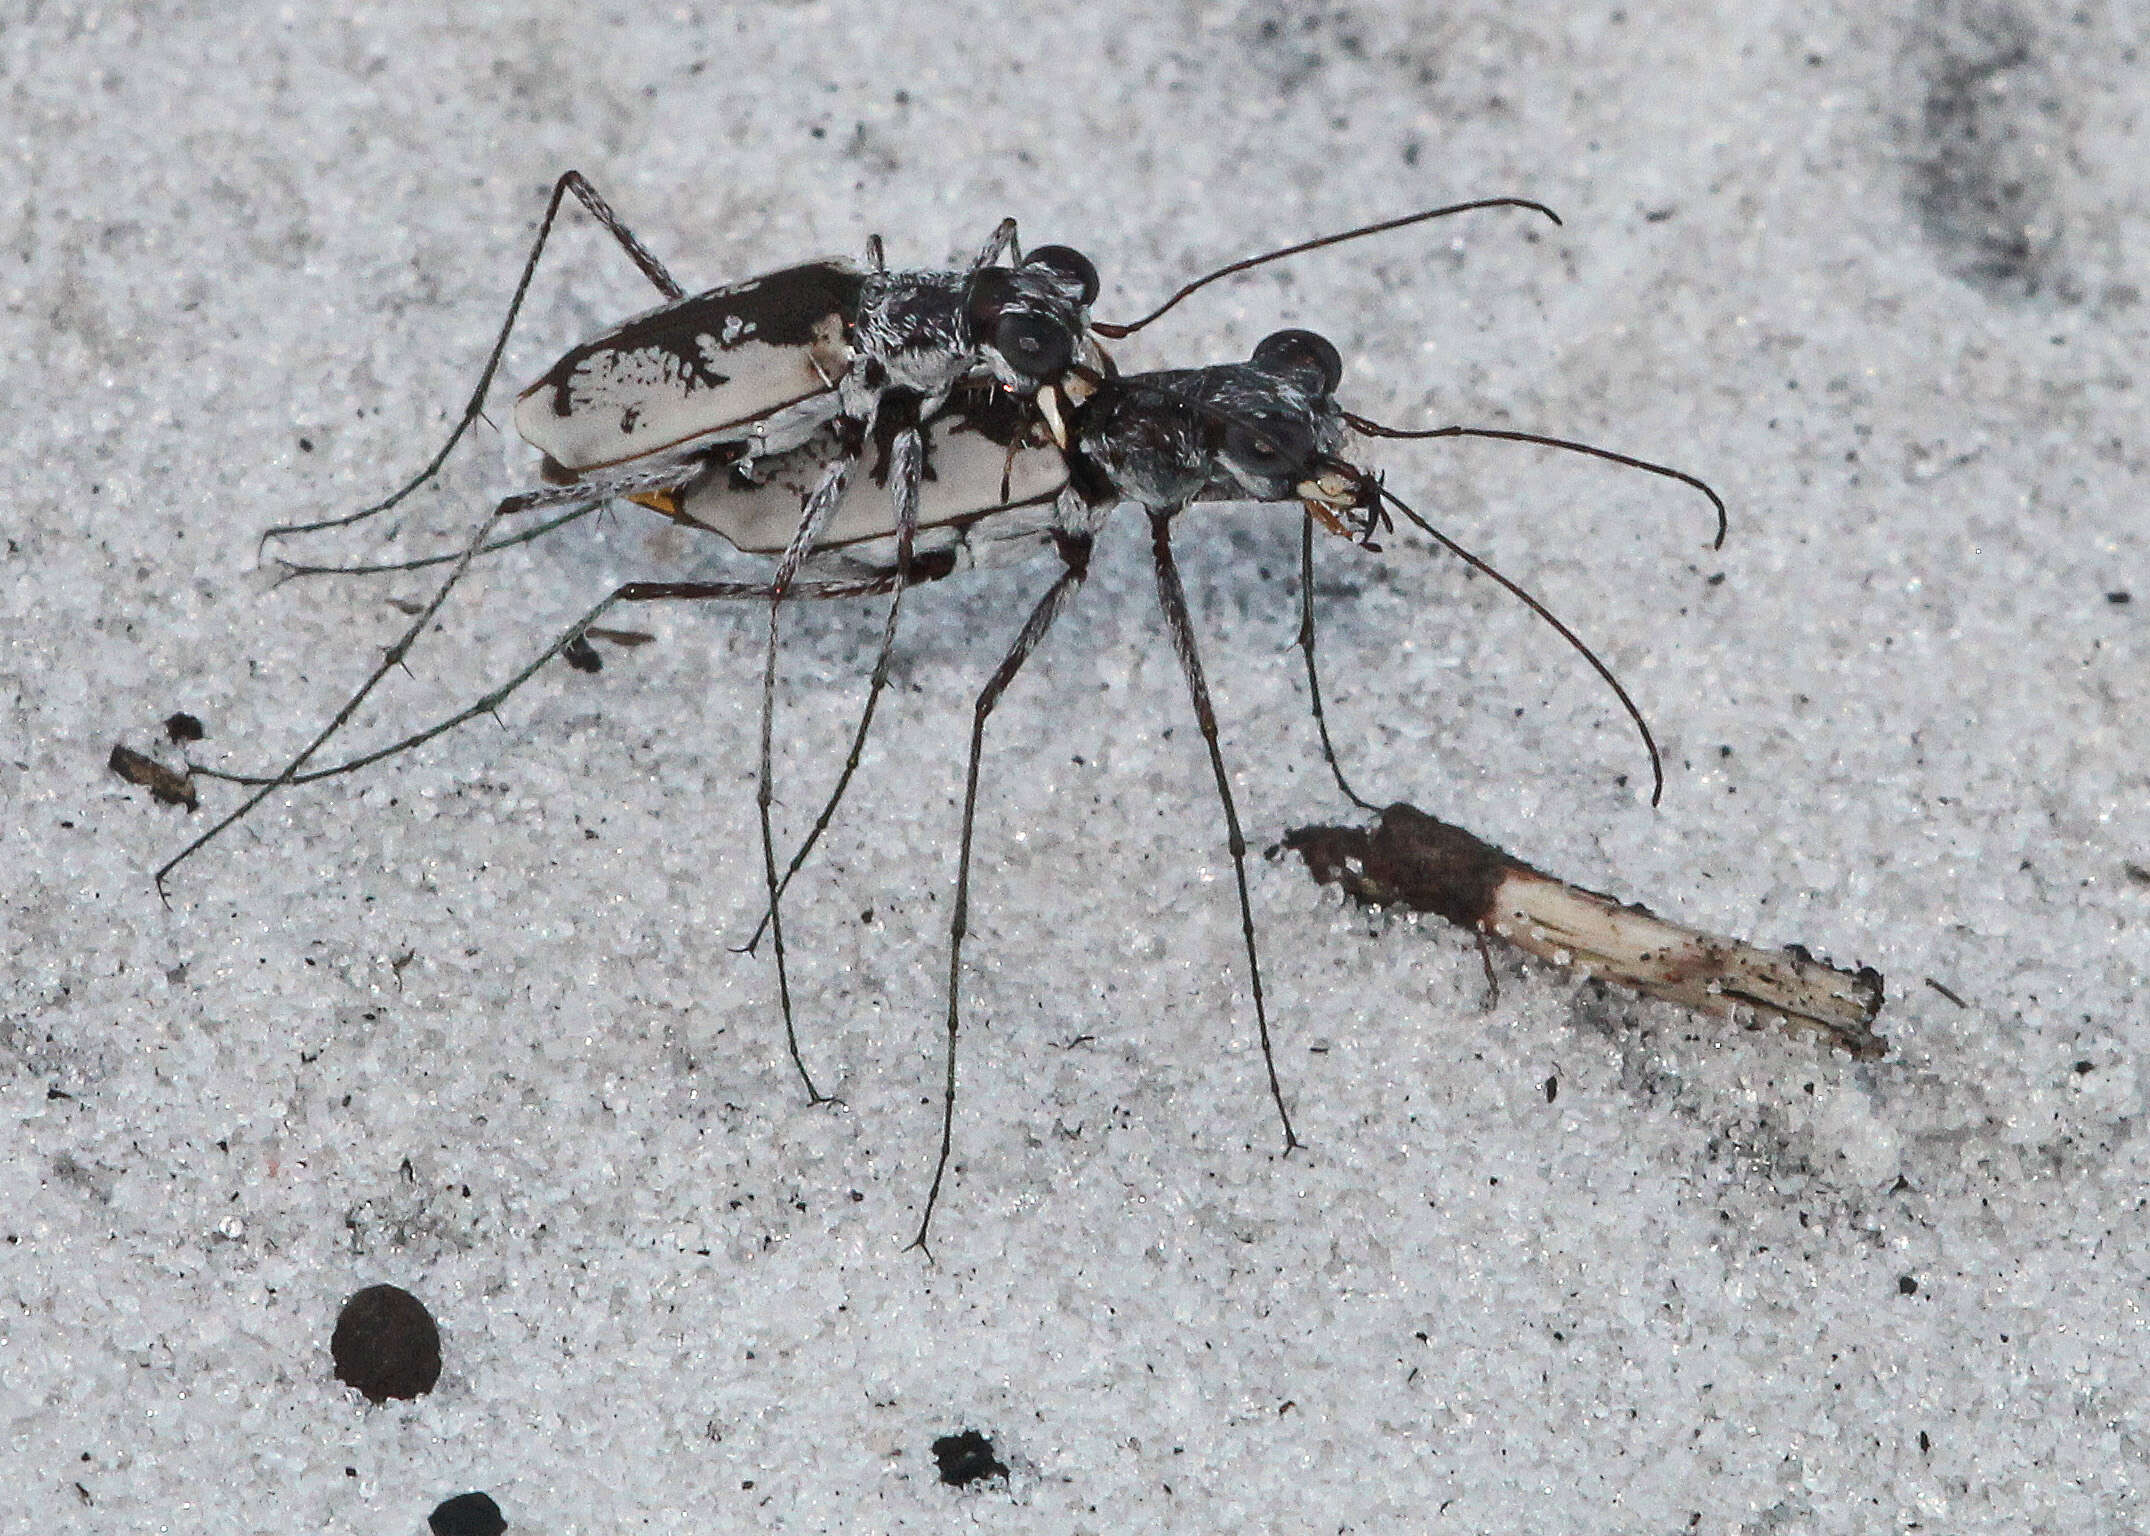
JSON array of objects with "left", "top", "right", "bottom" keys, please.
[
  {"left": 169, "top": 175, "right": 1553, "bottom": 1109},
  {"left": 158, "top": 176, "right": 1721, "bottom": 1244}
]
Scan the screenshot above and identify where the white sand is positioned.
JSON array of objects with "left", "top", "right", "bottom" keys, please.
[{"left": 5, "top": 3, "right": 2146, "bottom": 1531}]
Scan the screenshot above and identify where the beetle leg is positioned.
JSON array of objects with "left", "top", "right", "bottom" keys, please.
[
  {"left": 262, "top": 171, "right": 684, "bottom": 546},
  {"left": 740, "top": 422, "right": 922, "bottom": 955},
  {"left": 968, "top": 216, "right": 1019, "bottom": 273},
  {"left": 745, "top": 448, "right": 862, "bottom": 1102},
  {"left": 163, "top": 477, "right": 580, "bottom": 893},
  {"left": 176, "top": 567, "right": 905, "bottom": 854},
  {"left": 1296, "top": 510, "right": 1378, "bottom": 811},
  {"left": 912, "top": 529, "right": 1094, "bottom": 1253},
  {"left": 1149, "top": 509, "right": 1301, "bottom": 1158},
  {"left": 167, "top": 447, "right": 819, "bottom": 882},
  {"left": 272, "top": 503, "right": 598, "bottom": 581}
]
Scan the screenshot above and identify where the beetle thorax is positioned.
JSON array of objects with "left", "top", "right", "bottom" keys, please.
[
  {"left": 847, "top": 270, "right": 976, "bottom": 408},
  {"left": 1077, "top": 387, "right": 1215, "bottom": 512}
]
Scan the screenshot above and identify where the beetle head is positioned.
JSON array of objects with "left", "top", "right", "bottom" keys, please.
[
  {"left": 966, "top": 245, "right": 1103, "bottom": 391},
  {"left": 1190, "top": 331, "right": 1386, "bottom": 544},
  {"left": 1201, "top": 331, "right": 1375, "bottom": 539}
]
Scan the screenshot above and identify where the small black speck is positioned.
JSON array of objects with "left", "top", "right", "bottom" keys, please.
[
  {"left": 164, "top": 712, "right": 204, "bottom": 744},
  {"left": 429, "top": 1491, "right": 505, "bottom": 1536},
  {"left": 933, "top": 1429, "right": 1008, "bottom": 1487},
  {"left": 2074, "top": 1059, "right": 2096, "bottom": 1075},
  {"left": 298, "top": 437, "right": 314, "bottom": 453},
  {"left": 1544, "top": 1075, "right": 1558, "bottom": 1103},
  {"left": 1897, "top": 1275, "right": 1918, "bottom": 1295},
  {"left": 1918, "top": 1429, "right": 1931, "bottom": 1454},
  {"left": 860, "top": 909, "right": 875, "bottom": 925},
  {"left": 810, "top": 125, "right": 827, "bottom": 139},
  {"left": 1706, "top": 571, "right": 1726, "bottom": 586},
  {"left": 1718, "top": 744, "right": 1733, "bottom": 758},
  {"left": 2107, "top": 591, "right": 2131, "bottom": 605}
]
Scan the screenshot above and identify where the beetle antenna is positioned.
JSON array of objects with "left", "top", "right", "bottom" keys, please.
[
  {"left": 1344, "top": 413, "right": 1727, "bottom": 550},
  {"left": 1372, "top": 480, "right": 1666, "bottom": 807},
  {"left": 1095, "top": 198, "right": 1562, "bottom": 339}
]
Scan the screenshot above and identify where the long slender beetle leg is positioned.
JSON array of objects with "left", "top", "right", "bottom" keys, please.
[
  {"left": 166, "top": 467, "right": 701, "bottom": 888},
  {"left": 271, "top": 504, "right": 599, "bottom": 581},
  {"left": 188, "top": 569, "right": 917, "bottom": 797},
  {"left": 911, "top": 529, "right": 1095, "bottom": 1254},
  {"left": 741, "top": 416, "right": 924, "bottom": 954},
  {"left": 751, "top": 431, "right": 868, "bottom": 1104},
  {"left": 1297, "top": 511, "right": 1377, "bottom": 812},
  {"left": 1149, "top": 510, "right": 1300, "bottom": 1157},
  {"left": 264, "top": 171, "right": 685, "bottom": 546},
  {"left": 968, "top": 217, "right": 1020, "bottom": 274},
  {"left": 161, "top": 482, "right": 551, "bottom": 895}
]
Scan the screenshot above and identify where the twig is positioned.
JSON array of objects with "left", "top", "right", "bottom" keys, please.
[{"left": 1281, "top": 803, "right": 1886, "bottom": 1059}]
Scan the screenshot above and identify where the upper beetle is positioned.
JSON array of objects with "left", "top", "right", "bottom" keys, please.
[{"left": 510, "top": 224, "right": 1105, "bottom": 488}]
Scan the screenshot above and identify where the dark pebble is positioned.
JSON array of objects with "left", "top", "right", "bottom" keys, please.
[
  {"left": 331, "top": 1284, "right": 441, "bottom": 1403},
  {"left": 932, "top": 1429, "right": 1008, "bottom": 1486},
  {"left": 429, "top": 1491, "right": 506, "bottom": 1536}
]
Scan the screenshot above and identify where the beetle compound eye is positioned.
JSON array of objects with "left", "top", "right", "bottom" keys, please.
[
  {"left": 1023, "top": 246, "right": 1100, "bottom": 308},
  {"left": 1250, "top": 329, "right": 1344, "bottom": 396},
  {"left": 993, "top": 312, "right": 1074, "bottom": 379},
  {"left": 1225, "top": 413, "right": 1316, "bottom": 476},
  {"left": 965, "top": 268, "right": 1019, "bottom": 334}
]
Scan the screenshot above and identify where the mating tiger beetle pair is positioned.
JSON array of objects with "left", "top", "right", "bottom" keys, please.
[{"left": 157, "top": 171, "right": 1725, "bottom": 1245}]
